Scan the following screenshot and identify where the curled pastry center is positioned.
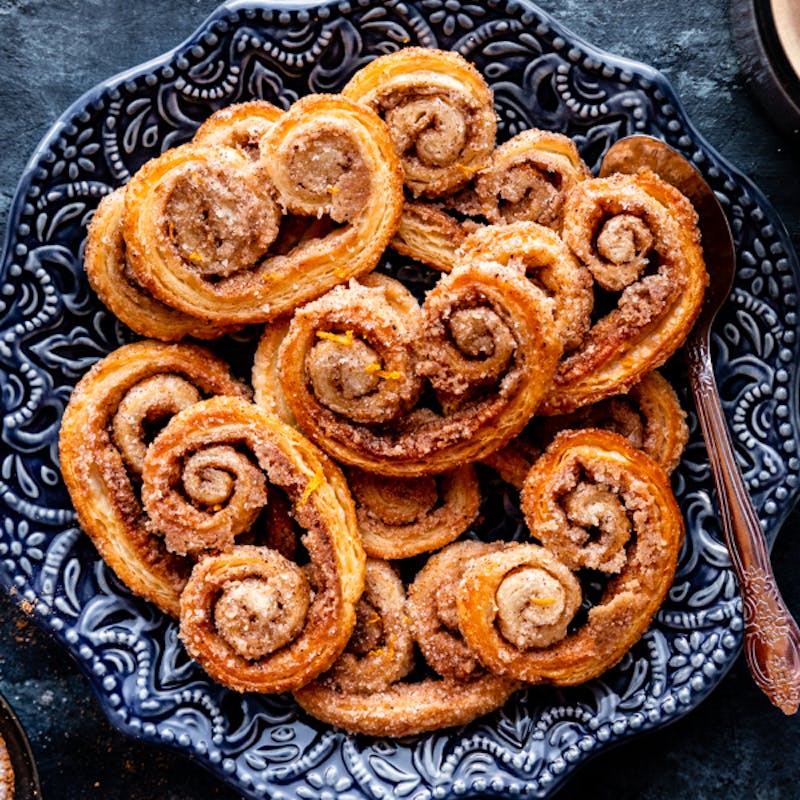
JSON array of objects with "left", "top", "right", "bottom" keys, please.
[
  {"left": 562, "top": 481, "right": 631, "bottom": 572},
  {"left": 214, "top": 571, "right": 310, "bottom": 660},
  {"left": 483, "top": 164, "right": 562, "bottom": 226},
  {"left": 287, "top": 131, "right": 369, "bottom": 222},
  {"left": 448, "top": 306, "right": 515, "bottom": 368},
  {"left": 348, "top": 598, "right": 385, "bottom": 656},
  {"left": 593, "top": 214, "right": 654, "bottom": 290},
  {"left": 386, "top": 97, "right": 467, "bottom": 167},
  {"left": 165, "top": 165, "right": 279, "bottom": 276},
  {"left": 182, "top": 445, "right": 264, "bottom": 509},
  {"left": 353, "top": 474, "right": 439, "bottom": 525},
  {"left": 495, "top": 567, "right": 573, "bottom": 649},
  {"left": 308, "top": 337, "right": 382, "bottom": 407},
  {"left": 112, "top": 375, "right": 202, "bottom": 475}
]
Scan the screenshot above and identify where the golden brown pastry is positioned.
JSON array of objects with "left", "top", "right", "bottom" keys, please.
[
  {"left": 0, "top": 731, "right": 12, "bottom": 800},
  {"left": 123, "top": 94, "right": 403, "bottom": 325},
  {"left": 458, "top": 220, "right": 593, "bottom": 353},
  {"left": 294, "top": 558, "right": 518, "bottom": 736},
  {"left": 192, "top": 99, "right": 283, "bottom": 157},
  {"left": 541, "top": 169, "right": 708, "bottom": 414},
  {"left": 456, "top": 128, "right": 591, "bottom": 228},
  {"left": 58, "top": 340, "right": 251, "bottom": 616},
  {"left": 343, "top": 47, "right": 496, "bottom": 198},
  {"left": 84, "top": 187, "right": 238, "bottom": 341},
  {"left": 277, "top": 262, "right": 562, "bottom": 476},
  {"left": 166, "top": 396, "right": 365, "bottom": 693},
  {"left": 389, "top": 200, "right": 471, "bottom": 271},
  {"left": 456, "top": 542, "right": 583, "bottom": 679},
  {"left": 252, "top": 317, "right": 297, "bottom": 426},
  {"left": 348, "top": 465, "right": 481, "bottom": 559},
  {"left": 483, "top": 369, "right": 689, "bottom": 488},
  {"left": 465, "top": 428, "right": 684, "bottom": 685},
  {"left": 407, "top": 540, "right": 504, "bottom": 680}
]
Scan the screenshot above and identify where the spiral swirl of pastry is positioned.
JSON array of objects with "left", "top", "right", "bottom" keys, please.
[
  {"left": 58, "top": 340, "right": 251, "bottom": 616},
  {"left": 313, "top": 559, "right": 415, "bottom": 694},
  {"left": 469, "top": 128, "right": 591, "bottom": 228},
  {"left": 470, "top": 428, "right": 684, "bottom": 685},
  {"left": 123, "top": 94, "right": 403, "bottom": 325},
  {"left": 84, "top": 187, "right": 237, "bottom": 341},
  {"left": 343, "top": 47, "right": 496, "bottom": 198},
  {"left": 279, "top": 275, "right": 423, "bottom": 428},
  {"left": 415, "top": 261, "right": 561, "bottom": 416},
  {"left": 348, "top": 464, "right": 481, "bottom": 559},
  {"left": 294, "top": 557, "right": 518, "bottom": 737},
  {"left": 193, "top": 99, "right": 283, "bottom": 158},
  {"left": 458, "top": 220, "right": 593, "bottom": 353},
  {"left": 407, "top": 540, "right": 503, "bottom": 680},
  {"left": 166, "top": 396, "right": 365, "bottom": 693},
  {"left": 541, "top": 169, "right": 708, "bottom": 414},
  {"left": 483, "top": 370, "right": 689, "bottom": 489},
  {"left": 278, "top": 261, "right": 561, "bottom": 476},
  {"left": 456, "top": 543, "right": 582, "bottom": 681}
]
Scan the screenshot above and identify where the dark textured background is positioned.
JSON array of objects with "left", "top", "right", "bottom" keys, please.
[{"left": 1, "top": 1, "right": 799, "bottom": 798}]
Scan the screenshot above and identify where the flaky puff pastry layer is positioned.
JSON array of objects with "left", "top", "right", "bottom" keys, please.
[
  {"left": 162, "top": 397, "right": 365, "bottom": 693},
  {"left": 541, "top": 169, "right": 708, "bottom": 414},
  {"left": 347, "top": 464, "right": 481, "bottom": 560},
  {"left": 458, "top": 220, "right": 594, "bottom": 354},
  {"left": 58, "top": 340, "right": 251, "bottom": 616},
  {"left": 294, "top": 558, "right": 518, "bottom": 737},
  {"left": 276, "top": 263, "right": 562, "bottom": 476},
  {"left": 122, "top": 94, "right": 403, "bottom": 325},
  {"left": 343, "top": 47, "right": 496, "bottom": 198},
  {"left": 192, "top": 99, "right": 283, "bottom": 158},
  {"left": 470, "top": 428, "right": 685, "bottom": 685},
  {"left": 467, "top": 128, "right": 591, "bottom": 228},
  {"left": 84, "top": 187, "right": 238, "bottom": 341},
  {"left": 483, "top": 369, "right": 689, "bottom": 489}
]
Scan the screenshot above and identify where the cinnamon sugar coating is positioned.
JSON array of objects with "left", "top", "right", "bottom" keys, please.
[
  {"left": 0, "top": 733, "right": 13, "bottom": 800},
  {"left": 58, "top": 340, "right": 251, "bottom": 617},
  {"left": 343, "top": 47, "right": 497, "bottom": 198},
  {"left": 59, "top": 47, "right": 704, "bottom": 738},
  {"left": 277, "top": 263, "right": 562, "bottom": 476}
]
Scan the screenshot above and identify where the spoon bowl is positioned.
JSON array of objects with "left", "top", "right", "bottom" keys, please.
[{"left": 600, "top": 134, "right": 800, "bottom": 715}]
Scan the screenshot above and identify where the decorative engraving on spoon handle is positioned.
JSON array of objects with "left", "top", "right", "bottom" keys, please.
[{"left": 687, "top": 336, "right": 800, "bottom": 714}]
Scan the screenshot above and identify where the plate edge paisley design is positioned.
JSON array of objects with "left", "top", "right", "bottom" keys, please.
[{"left": 1, "top": 1, "right": 799, "bottom": 799}]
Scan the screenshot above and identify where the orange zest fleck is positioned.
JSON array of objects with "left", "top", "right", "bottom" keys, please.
[
  {"left": 188, "top": 250, "right": 204, "bottom": 264},
  {"left": 367, "top": 641, "right": 395, "bottom": 660},
  {"left": 298, "top": 468, "right": 325, "bottom": 507},
  {"left": 455, "top": 162, "right": 488, "bottom": 177},
  {"left": 530, "top": 597, "right": 557, "bottom": 607},
  {"left": 333, "top": 267, "right": 347, "bottom": 279},
  {"left": 365, "top": 362, "right": 402, "bottom": 380},
  {"left": 326, "top": 184, "right": 341, "bottom": 195},
  {"left": 366, "top": 612, "right": 382, "bottom": 626},
  {"left": 316, "top": 329, "right": 354, "bottom": 346}
]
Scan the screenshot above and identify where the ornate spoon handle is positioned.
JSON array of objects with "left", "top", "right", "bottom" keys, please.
[{"left": 687, "top": 333, "right": 800, "bottom": 714}]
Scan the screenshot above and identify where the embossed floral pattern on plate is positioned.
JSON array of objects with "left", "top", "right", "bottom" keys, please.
[{"left": 1, "top": 1, "right": 799, "bottom": 798}]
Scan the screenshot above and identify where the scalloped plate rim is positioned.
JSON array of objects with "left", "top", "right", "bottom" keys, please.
[{"left": 1, "top": 1, "right": 799, "bottom": 799}]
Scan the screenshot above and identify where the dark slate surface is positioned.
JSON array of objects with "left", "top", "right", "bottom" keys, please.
[{"left": 1, "top": 1, "right": 799, "bottom": 798}]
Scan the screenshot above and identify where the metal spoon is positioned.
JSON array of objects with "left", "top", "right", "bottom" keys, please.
[{"left": 600, "top": 134, "right": 800, "bottom": 714}]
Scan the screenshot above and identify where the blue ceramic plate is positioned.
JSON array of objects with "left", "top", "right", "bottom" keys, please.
[{"left": 1, "top": 1, "right": 799, "bottom": 798}]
